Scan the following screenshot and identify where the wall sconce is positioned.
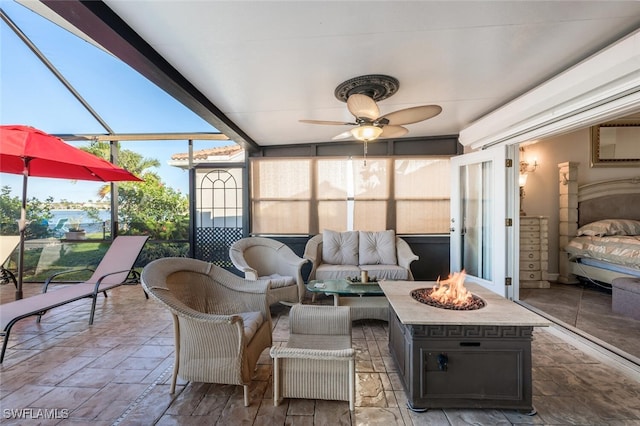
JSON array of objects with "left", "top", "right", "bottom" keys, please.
[
  {"left": 519, "top": 158, "right": 538, "bottom": 188},
  {"left": 518, "top": 172, "right": 528, "bottom": 188},
  {"left": 519, "top": 159, "right": 537, "bottom": 216},
  {"left": 519, "top": 159, "right": 538, "bottom": 175},
  {"left": 519, "top": 178, "right": 527, "bottom": 216}
]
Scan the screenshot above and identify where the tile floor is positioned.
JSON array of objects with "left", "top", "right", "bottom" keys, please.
[
  {"left": 1, "top": 282, "right": 639, "bottom": 425},
  {"left": 520, "top": 281, "right": 640, "bottom": 360}
]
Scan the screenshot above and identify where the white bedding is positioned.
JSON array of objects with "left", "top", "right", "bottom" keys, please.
[{"left": 565, "top": 235, "right": 640, "bottom": 270}]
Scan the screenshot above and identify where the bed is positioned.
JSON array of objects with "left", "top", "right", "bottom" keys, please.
[{"left": 559, "top": 172, "right": 640, "bottom": 285}]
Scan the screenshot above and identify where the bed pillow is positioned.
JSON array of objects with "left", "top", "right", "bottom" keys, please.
[
  {"left": 576, "top": 219, "right": 640, "bottom": 237},
  {"left": 322, "top": 230, "right": 359, "bottom": 265},
  {"left": 359, "top": 230, "right": 397, "bottom": 265}
]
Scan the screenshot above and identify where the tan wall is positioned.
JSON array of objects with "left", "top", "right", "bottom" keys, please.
[{"left": 518, "top": 127, "right": 638, "bottom": 275}]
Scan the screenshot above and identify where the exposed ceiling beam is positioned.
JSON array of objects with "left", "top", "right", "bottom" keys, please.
[
  {"left": 40, "top": 0, "right": 259, "bottom": 151},
  {"left": 56, "top": 132, "right": 230, "bottom": 142}
]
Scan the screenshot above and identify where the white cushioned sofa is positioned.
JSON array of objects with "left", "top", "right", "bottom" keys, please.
[{"left": 303, "top": 230, "right": 418, "bottom": 281}]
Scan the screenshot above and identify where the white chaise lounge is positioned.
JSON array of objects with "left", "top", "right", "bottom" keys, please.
[{"left": 0, "top": 235, "right": 148, "bottom": 363}]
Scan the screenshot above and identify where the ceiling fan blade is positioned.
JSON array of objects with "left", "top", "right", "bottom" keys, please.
[
  {"left": 379, "top": 105, "right": 442, "bottom": 125},
  {"left": 379, "top": 125, "right": 408, "bottom": 139},
  {"left": 299, "top": 119, "right": 356, "bottom": 126},
  {"left": 347, "top": 94, "right": 380, "bottom": 120},
  {"left": 332, "top": 130, "right": 353, "bottom": 140}
]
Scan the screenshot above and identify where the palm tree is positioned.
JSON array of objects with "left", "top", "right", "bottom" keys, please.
[{"left": 82, "top": 141, "right": 160, "bottom": 200}]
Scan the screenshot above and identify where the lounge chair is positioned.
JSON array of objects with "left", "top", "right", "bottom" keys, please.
[
  {"left": 0, "top": 235, "right": 148, "bottom": 363},
  {"left": 51, "top": 218, "right": 69, "bottom": 238},
  {"left": 0, "top": 236, "right": 20, "bottom": 288}
]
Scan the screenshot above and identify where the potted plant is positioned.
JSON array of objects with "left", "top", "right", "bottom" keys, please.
[{"left": 64, "top": 217, "right": 86, "bottom": 240}]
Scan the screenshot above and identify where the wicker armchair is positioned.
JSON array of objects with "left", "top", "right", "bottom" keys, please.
[
  {"left": 270, "top": 304, "right": 355, "bottom": 411},
  {"left": 141, "top": 257, "right": 272, "bottom": 406},
  {"left": 229, "top": 237, "right": 308, "bottom": 305}
]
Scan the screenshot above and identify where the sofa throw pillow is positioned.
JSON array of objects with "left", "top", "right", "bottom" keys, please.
[
  {"left": 322, "top": 230, "right": 359, "bottom": 265},
  {"left": 359, "top": 230, "right": 397, "bottom": 265}
]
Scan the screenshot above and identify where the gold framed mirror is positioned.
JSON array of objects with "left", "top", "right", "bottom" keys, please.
[{"left": 590, "top": 120, "right": 640, "bottom": 167}]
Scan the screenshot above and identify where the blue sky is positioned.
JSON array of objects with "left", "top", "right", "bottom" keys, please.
[{"left": 0, "top": 1, "right": 230, "bottom": 203}]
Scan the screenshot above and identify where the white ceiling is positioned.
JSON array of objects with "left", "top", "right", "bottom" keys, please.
[{"left": 26, "top": 1, "right": 640, "bottom": 148}]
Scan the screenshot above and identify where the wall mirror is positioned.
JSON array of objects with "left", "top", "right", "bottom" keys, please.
[{"left": 590, "top": 120, "right": 640, "bottom": 167}]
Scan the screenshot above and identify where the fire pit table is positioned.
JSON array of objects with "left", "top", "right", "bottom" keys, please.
[{"left": 379, "top": 280, "right": 550, "bottom": 413}]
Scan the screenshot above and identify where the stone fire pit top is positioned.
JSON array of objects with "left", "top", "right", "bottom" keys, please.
[{"left": 380, "top": 281, "right": 550, "bottom": 327}]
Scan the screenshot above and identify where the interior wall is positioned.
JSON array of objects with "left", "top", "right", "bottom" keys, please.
[{"left": 519, "top": 127, "right": 638, "bottom": 275}]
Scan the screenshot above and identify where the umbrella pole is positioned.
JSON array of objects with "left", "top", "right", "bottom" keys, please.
[
  {"left": 16, "top": 168, "right": 28, "bottom": 300},
  {"left": 16, "top": 230, "right": 24, "bottom": 300}
]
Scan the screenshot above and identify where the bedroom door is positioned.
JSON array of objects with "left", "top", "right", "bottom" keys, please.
[{"left": 450, "top": 145, "right": 512, "bottom": 297}]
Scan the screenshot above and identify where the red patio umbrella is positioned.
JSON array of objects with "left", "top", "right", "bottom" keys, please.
[{"left": 0, "top": 125, "right": 143, "bottom": 300}]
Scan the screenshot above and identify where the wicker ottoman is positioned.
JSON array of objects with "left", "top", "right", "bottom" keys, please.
[
  {"left": 611, "top": 278, "right": 640, "bottom": 321},
  {"left": 270, "top": 304, "right": 355, "bottom": 411}
]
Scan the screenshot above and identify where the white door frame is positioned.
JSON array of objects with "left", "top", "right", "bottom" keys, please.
[{"left": 451, "top": 145, "right": 516, "bottom": 297}]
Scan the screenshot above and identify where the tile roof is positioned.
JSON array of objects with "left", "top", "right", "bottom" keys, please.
[{"left": 171, "top": 144, "right": 243, "bottom": 160}]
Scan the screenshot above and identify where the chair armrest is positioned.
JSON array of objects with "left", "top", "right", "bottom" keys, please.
[
  {"left": 149, "top": 287, "right": 256, "bottom": 325},
  {"left": 91, "top": 269, "right": 138, "bottom": 293},
  {"left": 218, "top": 274, "right": 271, "bottom": 295},
  {"left": 43, "top": 268, "right": 94, "bottom": 292},
  {"left": 157, "top": 290, "right": 267, "bottom": 358},
  {"left": 270, "top": 346, "right": 355, "bottom": 361},
  {"left": 396, "top": 237, "right": 419, "bottom": 279},
  {"left": 303, "top": 234, "right": 322, "bottom": 264},
  {"left": 229, "top": 248, "right": 259, "bottom": 280},
  {"left": 0, "top": 267, "right": 17, "bottom": 287},
  {"left": 231, "top": 286, "right": 272, "bottom": 321},
  {"left": 276, "top": 247, "right": 309, "bottom": 270},
  {"left": 275, "top": 247, "right": 308, "bottom": 288},
  {"left": 211, "top": 275, "right": 272, "bottom": 322},
  {"left": 303, "top": 234, "right": 323, "bottom": 280}
]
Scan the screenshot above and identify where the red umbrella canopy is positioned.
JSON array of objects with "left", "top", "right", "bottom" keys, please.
[
  {"left": 0, "top": 125, "right": 142, "bottom": 300},
  {"left": 0, "top": 125, "right": 142, "bottom": 182}
]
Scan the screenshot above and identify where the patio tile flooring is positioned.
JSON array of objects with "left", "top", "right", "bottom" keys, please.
[{"left": 1, "top": 282, "right": 639, "bottom": 425}]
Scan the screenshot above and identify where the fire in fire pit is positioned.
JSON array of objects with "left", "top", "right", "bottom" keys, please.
[{"left": 411, "top": 271, "right": 486, "bottom": 310}]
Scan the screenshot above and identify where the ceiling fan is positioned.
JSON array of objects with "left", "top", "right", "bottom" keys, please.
[{"left": 299, "top": 74, "right": 442, "bottom": 143}]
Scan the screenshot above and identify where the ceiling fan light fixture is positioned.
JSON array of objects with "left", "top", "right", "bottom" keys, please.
[
  {"left": 301, "top": 74, "right": 442, "bottom": 144},
  {"left": 351, "top": 125, "right": 383, "bottom": 142}
]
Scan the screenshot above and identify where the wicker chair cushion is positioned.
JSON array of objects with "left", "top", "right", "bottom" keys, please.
[
  {"left": 258, "top": 273, "right": 296, "bottom": 289},
  {"left": 238, "top": 311, "right": 264, "bottom": 342},
  {"left": 359, "top": 264, "right": 409, "bottom": 280}
]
